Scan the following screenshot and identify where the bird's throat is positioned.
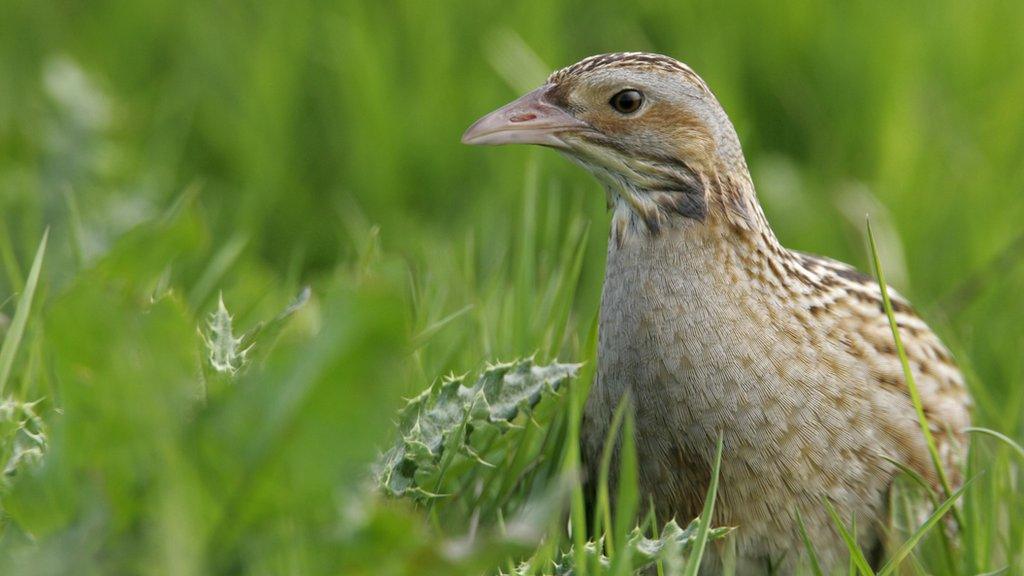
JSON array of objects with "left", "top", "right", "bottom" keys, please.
[{"left": 596, "top": 154, "right": 771, "bottom": 251}]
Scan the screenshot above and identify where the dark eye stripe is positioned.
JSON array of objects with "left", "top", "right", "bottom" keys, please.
[{"left": 610, "top": 89, "right": 644, "bottom": 114}]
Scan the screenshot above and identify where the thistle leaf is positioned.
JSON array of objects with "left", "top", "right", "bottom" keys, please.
[
  {"left": 503, "top": 519, "right": 733, "bottom": 575},
  {"left": 200, "top": 293, "right": 251, "bottom": 375},
  {"left": 0, "top": 397, "right": 48, "bottom": 487},
  {"left": 377, "top": 358, "right": 580, "bottom": 498}
]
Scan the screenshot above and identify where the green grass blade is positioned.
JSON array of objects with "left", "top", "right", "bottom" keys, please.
[
  {"left": 578, "top": 309, "right": 601, "bottom": 575},
  {"left": 877, "top": 476, "right": 975, "bottom": 576},
  {"left": 63, "top": 185, "right": 86, "bottom": 270},
  {"left": 187, "top": 233, "right": 249, "bottom": 309},
  {"left": 0, "top": 219, "right": 24, "bottom": 292},
  {"left": 721, "top": 533, "right": 737, "bottom": 576},
  {"left": 882, "top": 456, "right": 959, "bottom": 571},
  {"left": 0, "top": 228, "right": 48, "bottom": 396},
  {"left": 565, "top": 374, "right": 589, "bottom": 576},
  {"left": 849, "top": 515, "right": 858, "bottom": 576},
  {"left": 513, "top": 158, "right": 538, "bottom": 352},
  {"left": 901, "top": 494, "right": 933, "bottom": 573},
  {"left": 683, "top": 431, "right": 724, "bottom": 576},
  {"left": 881, "top": 455, "right": 938, "bottom": 501},
  {"left": 974, "top": 567, "right": 1010, "bottom": 576},
  {"left": 412, "top": 304, "right": 474, "bottom": 349},
  {"left": 646, "top": 496, "right": 665, "bottom": 576},
  {"left": 545, "top": 220, "right": 589, "bottom": 359},
  {"left": 824, "top": 500, "right": 876, "bottom": 576},
  {"left": 965, "top": 427, "right": 1024, "bottom": 461},
  {"left": 796, "top": 508, "right": 825, "bottom": 576},
  {"left": 866, "top": 219, "right": 960, "bottom": 523},
  {"left": 484, "top": 28, "right": 550, "bottom": 94},
  {"left": 595, "top": 397, "right": 629, "bottom": 554},
  {"left": 610, "top": 408, "right": 639, "bottom": 575}
]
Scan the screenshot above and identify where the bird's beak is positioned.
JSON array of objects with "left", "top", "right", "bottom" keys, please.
[{"left": 461, "top": 86, "right": 589, "bottom": 148}]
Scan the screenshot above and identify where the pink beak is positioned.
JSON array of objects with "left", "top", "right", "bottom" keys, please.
[{"left": 461, "top": 86, "right": 589, "bottom": 148}]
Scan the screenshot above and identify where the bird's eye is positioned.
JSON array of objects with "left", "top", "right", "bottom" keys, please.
[{"left": 609, "top": 89, "right": 644, "bottom": 114}]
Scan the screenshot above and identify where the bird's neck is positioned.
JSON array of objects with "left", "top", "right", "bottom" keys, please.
[{"left": 604, "top": 163, "right": 784, "bottom": 259}]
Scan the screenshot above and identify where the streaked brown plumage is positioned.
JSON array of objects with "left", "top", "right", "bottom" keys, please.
[{"left": 463, "top": 52, "right": 970, "bottom": 573}]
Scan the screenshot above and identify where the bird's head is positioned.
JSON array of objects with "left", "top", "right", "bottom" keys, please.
[{"left": 463, "top": 53, "right": 762, "bottom": 237}]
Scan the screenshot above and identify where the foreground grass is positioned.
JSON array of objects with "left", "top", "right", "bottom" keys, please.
[{"left": 0, "top": 181, "right": 1020, "bottom": 574}]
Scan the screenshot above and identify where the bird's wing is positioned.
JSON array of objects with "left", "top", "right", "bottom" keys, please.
[{"left": 794, "top": 251, "right": 972, "bottom": 483}]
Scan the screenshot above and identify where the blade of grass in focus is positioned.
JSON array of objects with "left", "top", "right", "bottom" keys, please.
[
  {"left": 824, "top": 501, "right": 875, "bottom": 576},
  {"left": 965, "top": 427, "right": 1024, "bottom": 461},
  {"left": 683, "top": 431, "right": 724, "bottom": 576},
  {"left": 797, "top": 508, "right": 826, "bottom": 576},
  {"left": 609, "top": 409, "right": 638, "bottom": 576},
  {"left": 878, "top": 477, "right": 974, "bottom": 576},
  {"left": 594, "top": 398, "right": 629, "bottom": 557},
  {"left": 867, "top": 218, "right": 962, "bottom": 529}
]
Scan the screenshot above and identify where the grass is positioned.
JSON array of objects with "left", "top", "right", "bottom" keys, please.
[
  {"left": 868, "top": 219, "right": 959, "bottom": 509},
  {"left": 1, "top": 1, "right": 1024, "bottom": 574},
  {"left": 0, "top": 229, "right": 46, "bottom": 396},
  {"left": 682, "top": 432, "right": 724, "bottom": 576}
]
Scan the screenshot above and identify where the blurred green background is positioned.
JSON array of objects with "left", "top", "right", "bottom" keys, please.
[{"left": 1, "top": 0, "right": 1023, "bottom": 573}]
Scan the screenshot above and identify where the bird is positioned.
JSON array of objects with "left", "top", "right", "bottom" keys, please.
[{"left": 462, "top": 52, "right": 970, "bottom": 573}]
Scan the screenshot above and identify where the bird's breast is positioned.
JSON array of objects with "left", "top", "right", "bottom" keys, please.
[
  {"left": 587, "top": 235, "right": 757, "bottom": 520},
  {"left": 583, "top": 232, "right": 902, "bottom": 568}
]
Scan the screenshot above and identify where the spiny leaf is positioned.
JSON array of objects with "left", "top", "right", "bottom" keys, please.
[
  {"left": 200, "top": 293, "right": 251, "bottom": 374},
  {"left": 0, "top": 397, "right": 47, "bottom": 487},
  {"left": 377, "top": 358, "right": 580, "bottom": 498},
  {"left": 504, "top": 519, "right": 732, "bottom": 576}
]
